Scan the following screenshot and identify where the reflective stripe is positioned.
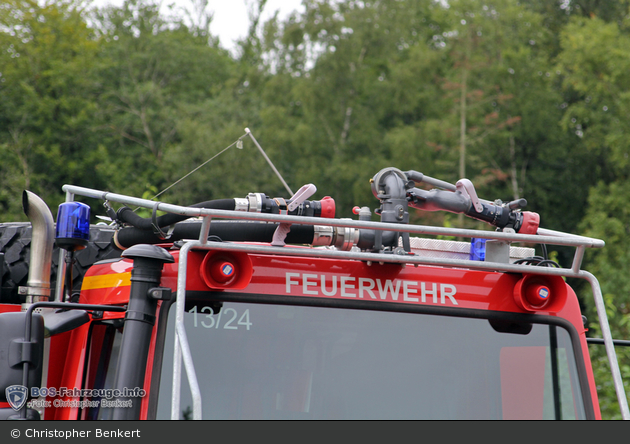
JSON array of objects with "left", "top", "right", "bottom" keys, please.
[{"left": 82, "top": 272, "right": 132, "bottom": 290}]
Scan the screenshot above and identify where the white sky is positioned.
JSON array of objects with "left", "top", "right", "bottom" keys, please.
[{"left": 89, "top": 0, "right": 305, "bottom": 53}]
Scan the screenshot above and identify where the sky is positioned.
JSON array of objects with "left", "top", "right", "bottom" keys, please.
[{"left": 90, "top": 0, "right": 305, "bottom": 53}]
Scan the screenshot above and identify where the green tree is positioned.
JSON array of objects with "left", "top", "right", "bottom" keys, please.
[
  {"left": 158, "top": 0, "right": 285, "bottom": 205},
  {"left": 556, "top": 16, "right": 630, "bottom": 419},
  {"left": 0, "top": 0, "right": 103, "bottom": 220},
  {"left": 88, "top": 0, "right": 235, "bottom": 201},
  {"left": 245, "top": 0, "right": 592, "bottom": 230},
  {"left": 428, "top": 1, "right": 561, "bottom": 205},
  {"left": 237, "top": 0, "right": 452, "bottom": 216}
]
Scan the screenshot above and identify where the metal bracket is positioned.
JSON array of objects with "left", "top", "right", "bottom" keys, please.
[{"left": 148, "top": 287, "right": 173, "bottom": 301}]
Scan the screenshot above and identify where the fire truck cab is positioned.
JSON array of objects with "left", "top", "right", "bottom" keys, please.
[{"left": 0, "top": 167, "right": 628, "bottom": 420}]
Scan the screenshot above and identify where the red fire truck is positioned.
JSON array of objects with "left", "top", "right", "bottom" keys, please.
[{"left": 0, "top": 166, "right": 628, "bottom": 420}]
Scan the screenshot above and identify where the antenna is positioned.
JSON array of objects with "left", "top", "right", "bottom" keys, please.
[
  {"left": 245, "top": 128, "right": 293, "bottom": 196},
  {"left": 135, "top": 128, "right": 293, "bottom": 209}
]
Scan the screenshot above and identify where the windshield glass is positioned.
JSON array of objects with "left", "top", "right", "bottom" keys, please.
[{"left": 156, "top": 301, "right": 586, "bottom": 420}]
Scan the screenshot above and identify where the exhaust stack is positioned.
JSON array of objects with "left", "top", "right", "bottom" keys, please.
[{"left": 20, "top": 191, "right": 55, "bottom": 309}]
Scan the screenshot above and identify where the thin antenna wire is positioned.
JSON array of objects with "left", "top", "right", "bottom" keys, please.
[
  {"left": 137, "top": 128, "right": 292, "bottom": 212},
  {"left": 245, "top": 128, "right": 293, "bottom": 196},
  {"left": 150, "top": 131, "right": 250, "bottom": 202}
]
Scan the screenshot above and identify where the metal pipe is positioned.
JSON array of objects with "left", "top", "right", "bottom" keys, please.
[
  {"left": 167, "top": 239, "right": 590, "bottom": 279},
  {"left": 584, "top": 271, "right": 630, "bottom": 419},
  {"left": 171, "top": 240, "right": 203, "bottom": 420},
  {"left": 61, "top": 185, "right": 606, "bottom": 249},
  {"left": 245, "top": 128, "right": 293, "bottom": 196},
  {"left": 21, "top": 191, "right": 55, "bottom": 307},
  {"left": 572, "top": 245, "right": 586, "bottom": 274},
  {"left": 176, "top": 322, "right": 202, "bottom": 419}
]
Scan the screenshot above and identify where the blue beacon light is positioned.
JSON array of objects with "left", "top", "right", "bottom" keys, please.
[
  {"left": 469, "top": 238, "right": 486, "bottom": 261},
  {"left": 55, "top": 202, "right": 91, "bottom": 251}
]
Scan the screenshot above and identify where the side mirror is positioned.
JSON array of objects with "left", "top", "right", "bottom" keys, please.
[
  {"left": 0, "top": 312, "right": 44, "bottom": 402},
  {"left": 43, "top": 310, "right": 90, "bottom": 338}
]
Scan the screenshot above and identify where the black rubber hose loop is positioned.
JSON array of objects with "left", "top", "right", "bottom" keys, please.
[{"left": 114, "top": 221, "right": 316, "bottom": 249}]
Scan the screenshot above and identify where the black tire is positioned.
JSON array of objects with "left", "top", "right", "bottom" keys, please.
[{"left": 0, "top": 223, "right": 122, "bottom": 304}]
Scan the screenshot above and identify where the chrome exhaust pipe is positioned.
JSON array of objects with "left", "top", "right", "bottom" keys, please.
[{"left": 20, "top": 190, "right": 55, "bottom": 309}]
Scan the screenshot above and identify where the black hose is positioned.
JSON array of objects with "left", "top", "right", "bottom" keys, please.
[
  {"left": 116, "top": 199, "right": 236, "bottom": 231},
  {"left": 114, "top": 220, "right": 316, "bottom": 249}
]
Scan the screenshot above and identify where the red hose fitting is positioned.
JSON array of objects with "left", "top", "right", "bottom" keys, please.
[
  {"left": 319, "top": 196, "right": 335, "bottom": 218},
  {"left": 519, "top": 211, "right": 540, "bottom": 235}
]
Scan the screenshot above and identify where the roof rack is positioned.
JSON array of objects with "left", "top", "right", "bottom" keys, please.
[{"left": 59, "top": 184, "right": 629, "bottom": 420}]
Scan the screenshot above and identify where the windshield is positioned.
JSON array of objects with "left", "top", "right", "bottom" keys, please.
[{"left": 156, "top": 301, "right": 587, "bottom": 420}]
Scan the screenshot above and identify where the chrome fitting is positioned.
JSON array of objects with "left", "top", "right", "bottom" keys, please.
[
  {"left": 312, "top": 225, "right": 334, "bottom": 246},
  {"left": 234, "top": 198, "right": 249, "bottom": 212},
  {"left": 247, "top": 193, "right": 264, "bottom": 213},
  {"left": 333, "top": 220, "right": 359, "bottom": 251}
]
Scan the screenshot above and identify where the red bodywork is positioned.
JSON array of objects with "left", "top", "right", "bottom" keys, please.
[{"left": 5, "top": 244, "right": 601, "bottom": 419}]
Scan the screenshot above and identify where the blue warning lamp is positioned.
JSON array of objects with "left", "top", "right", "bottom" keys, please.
[
  {"left": 469, "top": 238, "right": 486, "bottom": 261},
  {"left": 55, "top": 202, "right": 91, "bottom": 251}
]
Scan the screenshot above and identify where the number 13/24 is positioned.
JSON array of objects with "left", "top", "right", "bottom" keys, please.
[{"left": 189, "top": 306, "right": 252, "bottom": 330}]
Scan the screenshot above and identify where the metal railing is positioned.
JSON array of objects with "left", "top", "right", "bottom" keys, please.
[{"left": 59, "top": 184, "right": 629, "bottom": 420}]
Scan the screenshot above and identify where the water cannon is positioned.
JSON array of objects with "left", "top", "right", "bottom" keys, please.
[{"left": 401, "top": 169, "right": 540, "bottom": 234}]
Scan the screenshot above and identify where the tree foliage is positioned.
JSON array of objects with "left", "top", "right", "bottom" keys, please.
[
  {"left": 0, "top": 0, "right": 103, "bottom": 218},
  {"left": 556, "top": 14, "right": 630, "bottom": 419}
]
